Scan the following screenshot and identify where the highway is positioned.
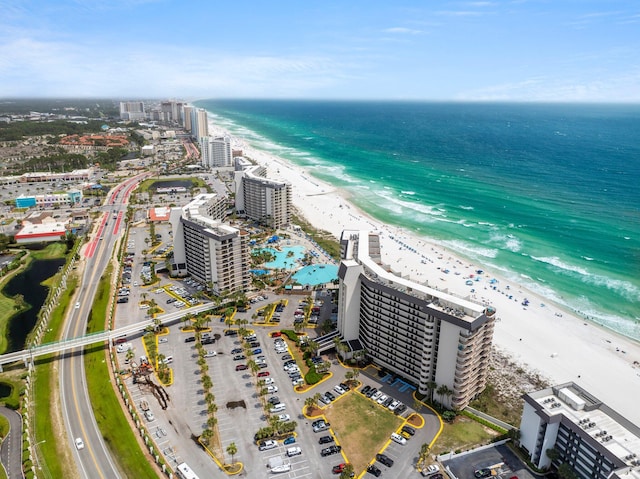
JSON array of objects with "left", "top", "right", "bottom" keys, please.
[{"left": 58, "top": 173, "right": 148, "bottom": 479}]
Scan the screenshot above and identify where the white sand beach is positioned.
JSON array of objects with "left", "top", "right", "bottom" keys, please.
[{"left": 210, "top": 122, "right": 640, "bottom": 425}]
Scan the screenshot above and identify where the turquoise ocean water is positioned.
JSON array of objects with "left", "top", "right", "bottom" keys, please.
[{"left": 194, "top": 100, "right": 640, "bottom": 341}]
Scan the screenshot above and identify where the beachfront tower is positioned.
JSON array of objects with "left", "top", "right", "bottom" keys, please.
[
  {"left": 519, "top": 382, "right": 640, "bottom": 479},
  {"left": 170, "top": 194, "right": 250, "bottom": 295},
  {"left": 233, "top": 160, "right": 292, "bottom": 229},
  {"left": 119, "top": 101, "right": 146, "bottom": 121},
  {"left": 200, "top": 136, "right": 232, "bottom": 168},
  {"left": 337, "top": 230, "right": 496, "bottom": 410}
]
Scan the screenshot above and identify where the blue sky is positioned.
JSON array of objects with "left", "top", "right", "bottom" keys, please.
[{"left": 1, "top": 0, "right": 639, "bottom": 101}]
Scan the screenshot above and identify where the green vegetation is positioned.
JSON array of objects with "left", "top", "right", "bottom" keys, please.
[
  {"left": 85, "top": 266, "right": 159, "bottom": 478},
  {"left": 323, "top": 392, "right": 403, "bottom": 474},
  {"left": 0, "top": 379, "right": 21, "bottom": 410},
  {"left": 0, "top": 119, "right": 106, "bottom": 142},
  {"left": 0, "top": 410, "right": 10, "bottom": 437},
  {"left": 31, "top": 274, "right": 79, "bottom": 479},
  {"left": 291, "top": 212, "right": 340, "bottom": 260},
  {"left": 469, "top": 382, "right": 525, "bottom": 426},
  {"left": 0, "top": 99, "right": 119, "bottom": 118},
  {"left": 431, "top": 415, "right": 500, "bottom": 455}
]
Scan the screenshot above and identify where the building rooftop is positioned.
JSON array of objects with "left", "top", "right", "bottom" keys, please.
[
  {"left": 343, "top": 230, "right": 486, "bottom": 323},
  {"left": 527, "top": 383, "right": 640, "bottom": 474}
]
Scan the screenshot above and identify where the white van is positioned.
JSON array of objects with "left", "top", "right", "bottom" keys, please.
[{"left": 286, "top": 446, "right": 302, "bottom": 457}]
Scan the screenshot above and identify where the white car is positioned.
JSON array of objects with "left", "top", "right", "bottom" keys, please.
[
  {"left": 263, "top": 377, "right": 275, "bottom": 385},
  {"left": 388, "top": 400, "right": 400, "bottom": 411},
  {"left": 258, "top": 439, "right": 277, "bottom": 451},
  {"left": 391, "top": 432, "right": 407, "bottom": 445},
  {"left": 377, "top": 394, "right": 388, "bottom": 405},
  {"left": 75, "top": 302, "right": 80, "bottom": 309},
  {"left": 75, "top": 437, "right": 85, "bottom": 450},
  {"left": 204, "top": 351, "right": 217, "bottom": 358},
  {"left": 371, "top": 391, "right": 383, "bottom": 402},
  {"left": 267, "top": 385, "right": 278, "bottom": 394},
  {"left": 144, "top": 410, "right": 155, "bottom": 422},
  {"left": 425, "top": 464, "right": 440, "bottom": 474},
  {"left": 334, "top": 385, "right": 346, "bottom": 395},
  {"left": 277, "top": 414, "right": 290, "bottom": 422}
]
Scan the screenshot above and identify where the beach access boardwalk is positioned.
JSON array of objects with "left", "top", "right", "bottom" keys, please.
[{"left": 0, "top": 303, "right": 214, "bottom": 371}]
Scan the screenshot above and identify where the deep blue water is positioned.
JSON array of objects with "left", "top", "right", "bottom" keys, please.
[{"left": 195, "top": 100, "right": 640, "bottom": 340}]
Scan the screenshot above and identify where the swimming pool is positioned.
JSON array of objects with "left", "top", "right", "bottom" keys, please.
[
  {"left": 292, "top": 264, "right": 339, "bottom": 286},
  {"left": 254, "top": 246, "right": 306, "bottom": 269}
]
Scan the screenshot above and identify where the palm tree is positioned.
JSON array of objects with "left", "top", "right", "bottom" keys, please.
[
  {"left": 200, "top": 428, "right": 213, "bottom": 446},
  {"left": 307, "top": 340, "right": 319, "bottom": 357},
  {"left": 226, "top": 442, "right": 238, "bottom": 465},
  {"left": 304, "top": 396, "right": 316, "bottom": 413},
  {"left": 312, "top": 392, "right": 322, "bottom": 405},
  {"left": 416, "top": 443, "right": 431, "bottom": 471},
  {"left": 248, "top": 359, "right": 259, "bottom": 377},
  {"left": 426, "top": 381, "right": 438, "bottom": 404}
]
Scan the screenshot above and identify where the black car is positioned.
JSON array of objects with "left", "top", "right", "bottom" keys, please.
[
  {"left": 249, "top": 341, "right": 260, "bottom": 348},
  {"left": 320, "top": 445, "right": 341, "bottom": 457},
  {"left": 474, "top": 469, "right": 492, "bottom": 478},
  {"left": 318, "top": 435, "right": 334, "bottom": 444},
  {"left": 185, "top": 336, "right": 196, "bottom": 343},
  {"left": 383, "top": 397, "right": 394, "bottom": 407},
  {"left": 224, "top": 330, "right": 238, "bottom": 336},
  {"left": 202, "top": 338, "right": 215, "bottom": 345},
  {"left": 233, "top": 355, "right": 246, "bottom": 361},
  {"left": 376, "top": 453, "right": 394, "bottom": 467},
  {"left": 366, "top": 388, "right": 377, "bottom": 398},
  {"left": 325, "top": 391, "right": 336, "bottom": 401},
  {"left": 268, "top": 396, "right": 280, "bottom": 405},
  {"left": 362, "top": 385, "right": 371, "bottom": 395},
  {"left": 401, "top": 425, "right": 416, "bottom": 436},
  {"left": 339, "top": 382, "right": 350, "bottom": 391},
  {"left": 231, "top": 348, "right": 243, "bottom": 354},
  {"left": 367, "top": 464, "right": 382, "bottom": 477},
  {"left": 395, "top": 404, "right": 407, "bottom": 414}
]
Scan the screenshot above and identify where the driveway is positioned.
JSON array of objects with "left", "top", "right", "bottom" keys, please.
[{"left": 0, "top": 406, "right": 23, "bottom": 479}]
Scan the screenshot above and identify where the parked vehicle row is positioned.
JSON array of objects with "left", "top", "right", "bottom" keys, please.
[{"left": 360, "top": 385, "right": 408, "bottom": 415}]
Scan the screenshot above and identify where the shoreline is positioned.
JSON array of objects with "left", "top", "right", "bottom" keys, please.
[{"left": 206, "top": 116, "right": 640, "bottom": 425}]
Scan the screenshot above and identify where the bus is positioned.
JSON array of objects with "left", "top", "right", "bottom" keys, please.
[{"left": 175, "top": 463, "right": 200, "bottom": 479}]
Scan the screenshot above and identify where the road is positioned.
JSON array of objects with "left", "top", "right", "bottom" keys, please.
[
  {"left": 58, "top": 173, "right": 149, "bottom": 479},
  {"left": 0, "top": 406, "right": 22, "bottom": 479}
]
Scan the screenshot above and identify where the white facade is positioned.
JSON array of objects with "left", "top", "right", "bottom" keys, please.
[
  {"left": 170, "top": 194, "right": 249, "bottom": 295},
  {"left": 337, "top": 230, "right": 496, "bottom": 410},
  {"left": 200, "top": 136, "right": 232, "bottom": 168},
  {"left": 191, "top": 108, "right": 209, "bottom": 143},
  {"left": 520, "top": 383, "right": 640, "bottom": 479},
  {"left": 233, "top": 161, "right": 291, "bottom": 229},
  {"left": 119, "top": 101, "right": 146, "bottom": 121}
]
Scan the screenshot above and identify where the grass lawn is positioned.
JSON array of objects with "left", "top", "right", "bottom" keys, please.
[
  {"left": 431, "top": 415, "right": 500, "bottom": 455},
  {"left": 323, "top": 392, "right": 403, "bottom": 475},
  {"left": 85, "top": 266, "right": 160, "bottom": 478}
]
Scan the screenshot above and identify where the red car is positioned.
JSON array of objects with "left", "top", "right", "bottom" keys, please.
[
  {"left": 271, "top": 331, "right": 282, "bottom": 338},
  {"left": 257, "top": 371, "right": 270, "bottom": 377},
  {"left": 235, "top": 364, "right": 248, "bottom": 371},
  {"left": 332, "top": 463, "right": 353, "bottom": 475}
]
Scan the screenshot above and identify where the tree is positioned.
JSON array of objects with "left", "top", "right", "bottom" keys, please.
[
  {"left": 340, "top": 464, "right": 355, "bottom": 479},
  {"left": 226, "top": 442, "right": 238, "bottom": 465},
  {"left": 425, "top": 381, "right": 438, "bottom": 404},
  {"left": 304, "top": 396, "right": 316, "bottom": 413},
  {"left": 307, "top": 340, "right": 319, "bottom": 357},
  {"left": 416, "top": 443, "right": 431, "bottom": 471},
  {"left": 557, "top": 463, "right": 578, "bottom": 479},
  {"left": 12, "top": 294, "right": 26, "bottom": 311}
]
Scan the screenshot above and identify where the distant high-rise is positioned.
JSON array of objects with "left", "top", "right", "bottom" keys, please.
[
  {"left": 160, "top": 100, "right": 184, "bottom": 124},
  {"left": 119, "top": 101, "right": 146, "bottom": 121},
  {"left": 192, "top": 108, "right": 209, "bottom": 143},
  {"left": 200, "top": 136, "right": 232, "bottom": 168},
  {"left": 183, "top": 105, "right": 193, "bottom": 131}
]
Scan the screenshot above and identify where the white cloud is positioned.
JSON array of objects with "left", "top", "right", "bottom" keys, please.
[{"left": 383, "top": 27, "right": 423, "bottom": 34}]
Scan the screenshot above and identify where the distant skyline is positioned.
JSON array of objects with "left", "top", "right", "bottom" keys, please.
[{"left": 1, "top": 0, "right": 639, "bottom": 102}]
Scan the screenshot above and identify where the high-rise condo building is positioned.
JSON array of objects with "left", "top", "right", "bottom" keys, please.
[
  {"left": 170, "top": 194, "right": 249, "bottom": 295},
  {"left": 183, "top": 105, "right": 193, "bottom": 131},
  {"left": 233, "top": 159, "right": 291, "bottom": 229},
  {"left": 192, "top": 108, "right": 209, "bottom": 143},
  {"left": 520, "top": 382, "right": 640, "bottom": 479},
  {"left": 200, "top": 136, "right": 232, "bottom": 168},
  {"left": 336, "top": 230, "right": 496, "bottom": 410},
  {"left": 119, "top": 101, "right": 146, "bottom": 121}
]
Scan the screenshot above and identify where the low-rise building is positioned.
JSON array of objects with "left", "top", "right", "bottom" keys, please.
[{"left": 520, "top": 382, "right": 640, "bottom": 479}]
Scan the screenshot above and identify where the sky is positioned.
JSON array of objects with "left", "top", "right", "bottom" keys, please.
[{"left": 1, "top": 0, "right": 639, "bottom": 102}]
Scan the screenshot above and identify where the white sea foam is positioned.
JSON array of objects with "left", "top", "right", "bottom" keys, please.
[
  {"left": 489, "top": 232, "right": 522, "bottom": 253},
  {"left": 459, "top": 205, "right": 474, "bottom": 210},
  {"left": 401, "top": 191, "right": 416, "bottom": 195},
  {"left": 440, "top": 239, "right": 498, "bottom": 259},
  {"left": 531, "top": 256, "right": 590, "bottom": 276}
]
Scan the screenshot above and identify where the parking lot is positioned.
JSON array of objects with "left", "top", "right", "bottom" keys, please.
[{"left": 441, "top": 442, "right": 538, "bottom": 479}]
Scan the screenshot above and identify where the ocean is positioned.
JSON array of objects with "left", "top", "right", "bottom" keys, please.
[{"left": 194, "top": 100, "right": 640, "bottom": 341}]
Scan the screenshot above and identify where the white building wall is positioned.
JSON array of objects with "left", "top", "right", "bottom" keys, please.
[
  {"left": 433, "top": 320, "right": 462, "bottom": 403},
  {"left": 337, "top": 260, "right": 363, "bottom": 341},
  {"left": 520, "top": 401, "right": 543, "bottom": 459},
  {"left": 170, "top": 207, "right": 186, "bottom": 266}
]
